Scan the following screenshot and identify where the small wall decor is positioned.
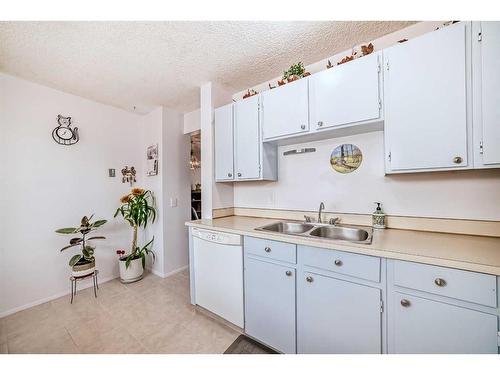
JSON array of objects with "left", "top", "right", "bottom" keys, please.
[
  {"left": 146, "top": 144, "right": 158, "bottom": 176},
  {"left": 52, "top": 115, "right": 79, "bottom": 145},
  {"left": 243, "top": 89, "right": 258, "bottom": 99},
  {"left": 121, "top": 166, "right": 136, "bottom": 185},
  {"left": 330, "top": 144, "right": 363, "bottom": 174},
  {"left": 361, "top": 43, "right": 374, "bottom": 56}
]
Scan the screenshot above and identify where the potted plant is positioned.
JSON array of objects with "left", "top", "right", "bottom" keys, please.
[
  {"left": 282, "top": 62, "right": 309, "bottom": 83},
  {"left": 56, "top": 215, "right": 107, "bottom": 277},
  {"left": 114, "top": 188, "right": 156, "bottom": 283}
]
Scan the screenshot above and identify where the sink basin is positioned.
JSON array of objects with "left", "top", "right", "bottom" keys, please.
[
  {"left": 257, "top": 222, "right": 314, "bottom": 234},
  {"left": 309, "top": 225, "right": 371, "bottom": 243}
]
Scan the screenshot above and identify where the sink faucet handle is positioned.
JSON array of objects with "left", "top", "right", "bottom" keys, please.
[
  {"left": 304, "top": 215, "right": 313, "bottom": 223},
  {"left": 329, "top": 217, "right": 340, "bottom": 225}
]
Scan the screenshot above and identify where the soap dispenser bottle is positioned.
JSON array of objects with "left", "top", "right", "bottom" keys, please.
[{"left": 372, "top": 202, "right": 386, "bottom": 229}]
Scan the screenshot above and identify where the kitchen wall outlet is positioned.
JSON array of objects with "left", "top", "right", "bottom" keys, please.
[
  {"left": 170, "top": 197, "right": 178, "bottom": 207},
  {"left": 108, "top": 168, "right": 115, "bottom": 177}
]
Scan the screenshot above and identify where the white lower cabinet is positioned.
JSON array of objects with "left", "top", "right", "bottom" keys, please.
[
  {"left": 390, "top": 293, "right": 498, "bottom": 354},
  {"left": 297, "top": 271, "right": 382, "bottom": 354},
  {"left": 244, "top": 256, "right": 296, "bottom": 353},
  {"left": 242, "top": 237, "right": 499, "bottom": 354}
]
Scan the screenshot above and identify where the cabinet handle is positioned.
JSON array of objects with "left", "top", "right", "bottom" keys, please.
[
  {"left": 453, "top": 156, "right": 463, "bottom": 164},
  {"left": 285, "top": 270, "right": 292, "bottom": 277},
  {"left": 237, "top": 172, "right": 242, "bottom": 177},
  {"left": 400, "top": 299, "right": 411, "bottom": 307},
  {"left": 434, "top": 278, "right": 447, "bottom": 287},
  {"left": 306, "top": 276, "right": 314, "bottom": 283},
  {"left": 264, "top": 246, "right": 271, "bottom": 253},
  {"left": 300, "top": 124, "right": 306, "bottom": 130},
  {"left": 334, "top": 259, "right": 343, "bottom": 266},
  {"left": 227, "top": 172, "right": 232, "bottom": 178},
  {"left": 317, "top": 121, "right": 323, "bottom": 127}
]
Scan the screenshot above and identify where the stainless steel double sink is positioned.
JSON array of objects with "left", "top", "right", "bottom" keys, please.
[{"left": 255, "top": 221, "right": 372, "bottom": 244}]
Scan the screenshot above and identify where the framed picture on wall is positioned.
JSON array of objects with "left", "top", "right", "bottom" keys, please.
[{"left": 147, "top": 144, "right": 158, "bottom": 176}]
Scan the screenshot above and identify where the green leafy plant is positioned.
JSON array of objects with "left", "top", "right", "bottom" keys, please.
[
  {"left": 282, "top": 62, "right": 306, "bottom": 80},
  {"left": 114, "top": 188, "right": 157, "bottom": 269},
  {"left": 55, "top": 215, "right": 107, "bottom": 267}
]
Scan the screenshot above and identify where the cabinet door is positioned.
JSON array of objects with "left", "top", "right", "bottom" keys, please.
[
  {"left": 244, "top": 257, "right": 296, "bottom": 353},
  {"left": 309, "top": 52, "right": 381, "bottom": 130},
  {"left": 297, "top": 272, "right": 382, "bottom": 354},
  {"left": 475, "top": 22, "right": 500, "bottom": 167},
  {"left": 384, "top": 22, "right": 469, "bottom": 172},
  {"left": 214, "top": 103, "right": 234, "bottom": 181},
  {"left": 261, "top": 78, "right": 309, "bottom": 140},
  {"left": 391, "top": 293, "right": 498, "bottom": 354},
  {"left": 234, "top": 95, "right": 261, "bottom": 180}
]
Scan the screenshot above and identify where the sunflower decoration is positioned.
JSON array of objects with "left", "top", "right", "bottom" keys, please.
[
  {"left": 120, "top": 194, "right": 131, "bottom": 204},
  {"left": 131, "top": 188, "right": 145, "bottom": 196}
]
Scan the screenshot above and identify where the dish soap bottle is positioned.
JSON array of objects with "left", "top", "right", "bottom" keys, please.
[{"left": 372, "top": 202, "right": 386, "bottom": 229}]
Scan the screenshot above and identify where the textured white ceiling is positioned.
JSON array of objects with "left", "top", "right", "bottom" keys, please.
[{"left": 0, "top": 21, "right": 415, "bottom": 113}]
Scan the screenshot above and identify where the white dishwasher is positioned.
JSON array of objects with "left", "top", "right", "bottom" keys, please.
[{"left": 192, "top": 228, "right": 244, "bottom": 328}]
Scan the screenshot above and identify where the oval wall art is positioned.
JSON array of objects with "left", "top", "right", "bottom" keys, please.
[{"left": 330, "top": 144, "right": 363, "bottom": 174}]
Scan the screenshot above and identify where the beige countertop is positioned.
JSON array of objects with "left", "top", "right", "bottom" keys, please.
[{"left": 186, "top": 216, "right": 500, "bottom": 276}]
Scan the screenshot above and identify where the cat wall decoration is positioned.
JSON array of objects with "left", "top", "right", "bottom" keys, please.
[{"left": 52, "top": 115, "right": 79, "bottom": 145}]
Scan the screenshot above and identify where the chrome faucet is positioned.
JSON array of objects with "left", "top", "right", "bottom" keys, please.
[{"left": 318, "top": 202, "right": 325, "bottom": 224}]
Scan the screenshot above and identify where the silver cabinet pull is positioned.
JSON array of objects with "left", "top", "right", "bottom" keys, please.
[
  {"left": 285, "top": 270, "right": 292, "bottom": 277},
  {"left": 227, "top": 172, "right": 232, "bottom": 178},
  {"left": 434, "top": 278, "right": 447, "bottom": 287},
  {"left": 264, "top": 246, "right": 271, "bottom": 253},
  {"left": 317, "top": 121, "right": 323, "bottom": 127},
  {"left": 334, "top": 259, "right": 343, "bottom": 266},
  {"left": 237, "top": 172, "right": 242, "bottom": 177},
  {"left": 400, "top": 299, "right": 411, "bottom": 307},
  {"left": 453, "top": 156, "right": 463, "bottom": 164},
  {"left": 306, "top": 276, "right": 314, "bottom": 283},
  {"left": 300, "top": 124, "right": 306, "bottom": 130}
]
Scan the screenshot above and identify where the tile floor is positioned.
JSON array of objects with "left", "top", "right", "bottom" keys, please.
[{"left": 0, "top": 270, "right": 240, "bottom": 354}]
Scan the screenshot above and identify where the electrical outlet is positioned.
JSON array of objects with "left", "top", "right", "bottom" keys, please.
[{"left": 170, "top": 198, "right": 178, "bottom": 207}]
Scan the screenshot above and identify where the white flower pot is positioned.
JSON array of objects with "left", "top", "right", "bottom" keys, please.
[{"left": 119, "top": 257, "right": 144, "bottom": 283}]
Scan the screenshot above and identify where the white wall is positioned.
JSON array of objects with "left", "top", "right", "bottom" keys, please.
[
  {"left": 183, "top": 109, "right": 200, "bottom": 134},
  {"left": 140, "top": 107, "right": 164, "bottom": 276},
  {"left": 162, "top": 108, "right": 190, "bottom": 274},
  {"left": 0, "top": 73, "right": 143, "bottom": 316},
  {"left": 234, "top": 132, "right": 500, "bottom": 221}
]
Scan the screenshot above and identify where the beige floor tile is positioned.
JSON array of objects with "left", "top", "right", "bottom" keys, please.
[
  {"left": 74, "top": 326, "right": 147, "bottom": 354},
  {"left": 138, "top": 322, "right": 184, "bottom": 353},
  {"left": 147, "top": 313, "right": 239, "bottom": 354},
  {"left": 2, "top": 271, "right": 239, "bottom": 354},
  {"left": 8, "top": 326, "right": 78, "bottom": 354},
  {"left": 123, "top": 273, "right": 163, "bottom": 295},
  {"left": 4, "top": 303, "right": 64, "bottom": 340}
]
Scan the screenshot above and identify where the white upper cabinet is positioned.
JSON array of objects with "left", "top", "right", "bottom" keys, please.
[
  {"left": 214, "top": 95, "right": 277, "bottom": 182},
  {"left": 261, "top": 78, "right": 309, "bottom": 141},
  {"left": 384, "top": 22, "right": 471, "bottom": 173},
  {"left": 234, "top": 95, "right": 261, "bottom": 180},
  {"left": 309, "top": 52, "right": 382, "bottom": 131},
  {"left": 473, "top": 22, "right": 500, "bottom": 168},
  {"left": 214, "top": 103, "right": 234, "bottom": 181}
]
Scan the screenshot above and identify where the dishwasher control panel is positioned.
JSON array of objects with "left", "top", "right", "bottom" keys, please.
[{"left": 192, "top": 228, "right": 242, "bottom": 246}]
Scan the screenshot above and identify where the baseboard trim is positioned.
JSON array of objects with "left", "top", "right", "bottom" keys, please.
[
  {"left": 0, "top": 274, "right": 118, "bottom": 318},
  {"left": 148, "top": 265, "right": 188, "bottom": 279}
]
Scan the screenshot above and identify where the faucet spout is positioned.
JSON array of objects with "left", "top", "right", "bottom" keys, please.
[{"left": 318, "top": 202, "right": 325, "bottom": 224}]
